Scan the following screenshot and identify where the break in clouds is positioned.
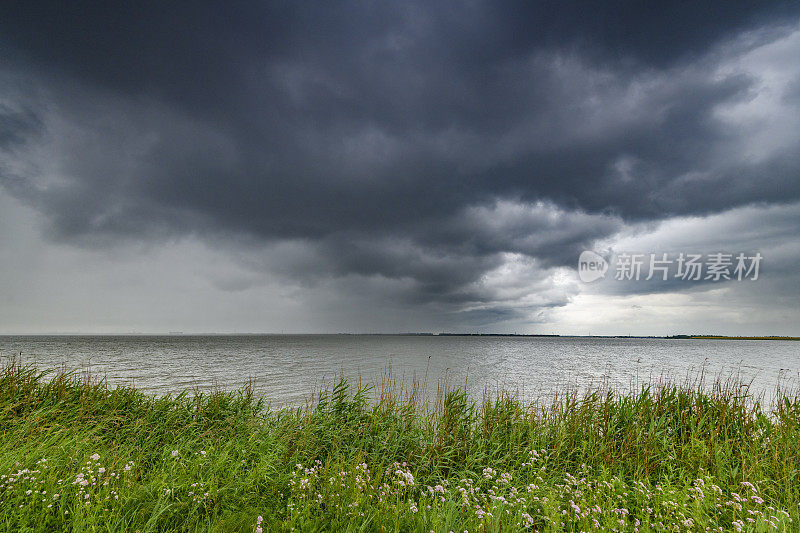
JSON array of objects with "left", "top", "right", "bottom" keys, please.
[{"left": 1, "top": 1, "right": 800, "bottom": 334}]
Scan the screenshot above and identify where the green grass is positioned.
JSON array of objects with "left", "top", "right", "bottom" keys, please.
[{"left": 0, "top": 360, "right": 798, "bottom": 532}]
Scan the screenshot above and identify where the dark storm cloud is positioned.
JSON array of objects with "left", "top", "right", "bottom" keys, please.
[
  {"left": 2, "top": 1, "right": 800, "bottom": 325},
  {"left": 3, "top": 1, "right": 795, "bottom": 97},
  {"left": 0, "top": 105, "right": 41, "bottom": 151}
]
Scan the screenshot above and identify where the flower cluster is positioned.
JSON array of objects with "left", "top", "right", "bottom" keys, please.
[{"left": 278, "top": 451, "right": 795, "bottom": 532}]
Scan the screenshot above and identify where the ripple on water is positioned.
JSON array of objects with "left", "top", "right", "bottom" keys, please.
[{"left": 1, "top": 335, "right": 798, "bottom": 407}]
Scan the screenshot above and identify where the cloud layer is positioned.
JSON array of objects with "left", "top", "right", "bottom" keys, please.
[{"left": 1, "top": 2, "right": 799, "bottom": 332}]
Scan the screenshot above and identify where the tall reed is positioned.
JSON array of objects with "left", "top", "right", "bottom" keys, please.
[{"left": 0, "top": 359, "right": 797, "bottom": 531}]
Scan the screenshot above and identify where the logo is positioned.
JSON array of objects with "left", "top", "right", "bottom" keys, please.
[
  {"left": 578, "top": 250, "right": 608, "bottom": 282},
  {"left": 576, "top": 251, "right": 762, "bottom": 283}
]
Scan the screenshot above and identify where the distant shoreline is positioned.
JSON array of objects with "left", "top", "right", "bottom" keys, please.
[
  {"left": 1, "top": 332, "right": 799, "bottom": 340},
  {"left": 680, "top": 335, "right": 800, "bottom": 341}
]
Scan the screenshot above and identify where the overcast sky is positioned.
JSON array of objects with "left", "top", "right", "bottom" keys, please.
[{"left": 1, "top": 1, "right": 799, "bottom": 335}]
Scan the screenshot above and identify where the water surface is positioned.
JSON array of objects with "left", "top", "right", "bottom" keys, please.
[{"left": 1, "top": 335, "right": 797, "bottom": 407}]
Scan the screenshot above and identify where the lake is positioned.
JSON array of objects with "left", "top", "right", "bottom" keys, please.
[{"left": 1, "top": 335, "right": 798, "bottom": 407}]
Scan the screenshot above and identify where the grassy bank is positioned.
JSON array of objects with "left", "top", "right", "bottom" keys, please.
[{"left": 0, "top": 362, "right": 798, "bottom": 532}]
